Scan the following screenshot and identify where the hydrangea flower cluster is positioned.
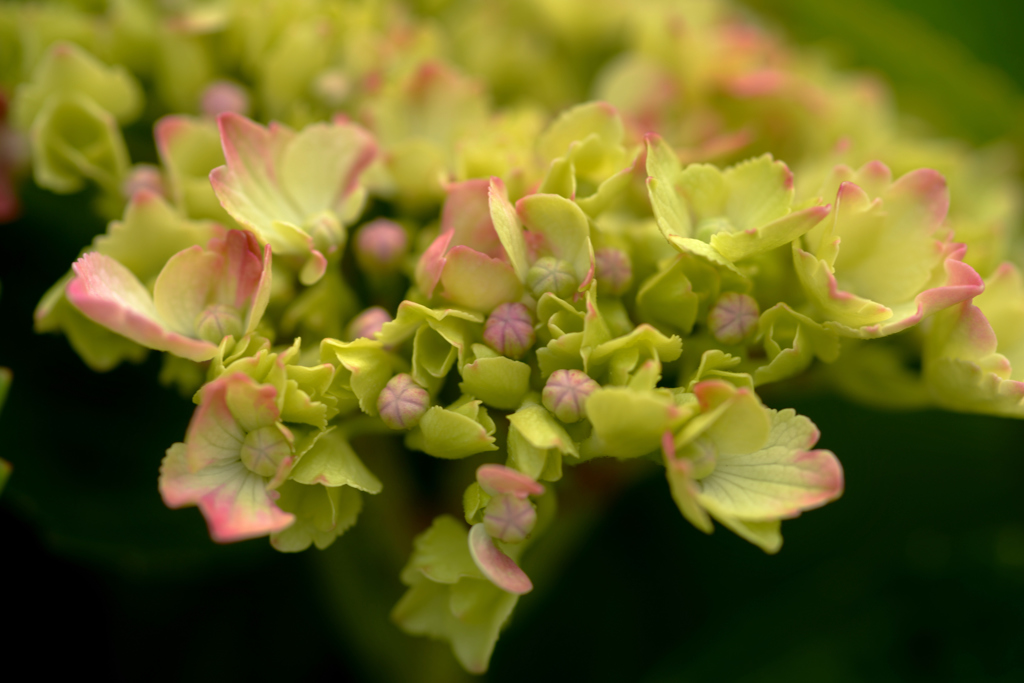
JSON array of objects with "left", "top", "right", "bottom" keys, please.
[{"left": 3, "top": 0, "right": 1021, "bottom": 673}]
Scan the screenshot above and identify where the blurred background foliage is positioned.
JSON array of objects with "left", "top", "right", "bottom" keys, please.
[{"left": 2, "top": 0, "right": 1024, "bottom": 681}]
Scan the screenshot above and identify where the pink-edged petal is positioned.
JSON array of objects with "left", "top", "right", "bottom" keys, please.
[
  {"left": 477, "top": 464, "right": 545, "bottom": 499},
  {"left": 712, "top": 203, "right": 830, "bottom": 262},
  {"left": 516, "top": 193, "right": 595, "bottom": 292},
  {"left": 211, "top": 113, "right": 302, "bottom": 230},
  {"left": 439, "top": 246, "right": 523, "bottom": 312},
  {"left": 67, "top": 253, "right": 218, "bottom": 362},
  {"left": 212, "top": 229, "right": 264, "bottom": 309},
  {"left": 186, "top": 375, "right": 246, "bottom": 470},
  {"left": 223, "top": 373, "right": 281, "bottom": 433},
  {"left": 415, "top": 230, "right": 453, "bottom": 297},
  {"left": 883, "top": 168, "right": 949, "bottom": 233},
  {"left": 442, "top": 178, "right": 503, "bottom": 256},
  {"left": 199, "top": 468, "right": 294, "bottom": 543},
  {"left": 152, "top": 245, "right": 219, "bottom": 335},
  {"left": 278, "top": 119, "right": 376, "bottom": 219},
  {"left": 821, "top": 242, "right": 984, "bottom": 339},
  {"left": 245, "top": 242, "right": 273, "bottom": 333},
  {"left": 468, "top": 523, "right": 533, "bottom": 595},
  {"left": 698, "top": 408, "right": 844, "bottom": 521}
]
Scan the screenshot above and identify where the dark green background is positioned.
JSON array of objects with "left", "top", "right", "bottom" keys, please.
[{"left": 3, "top": 1, "right": 1024, "bottom": 680}]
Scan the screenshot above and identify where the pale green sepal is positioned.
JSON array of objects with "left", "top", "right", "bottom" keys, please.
[
  {"left": 31, "top": 93, "right": 129, "bottom": 194},
  {"left": 13, "top": 41, "right": 143, "bottom": 129},
  {"left": 753, "top": 304, "right": 840, "bottom": 386},
  {"left": 687, "top": 350, "right": 753, "bottom": 391},
  {"left": 406, "top": 398, "right": 498, "bottom": 459},
  {"left": 35, "top": 274, "right": 149, "bottom": 372},
  {"left": 645, "top": 135, "right": 690, "bottom": 239},
  {"left": 536, "top": 333, "right": 585, "bottom": 378},
  {"left": 507, "top": 404, "right": 578, "bottom": 457},
  {"left": 583, "top": 387, "right": 691, "bottom": 458},
  {"left": 635, "top": 257, "right": 700, "bottom": 334},
  {"left": 288, "top": 427, "right": 382, "bottom": 494},
  {"left": 488, "top": 178, "right": 530, "bottom": 282},
  {"left": 715, "top": 517, "right": 783, "bottom": 554},
  {"left": 270, "top": 481, "right": 362, "bottom": 552},
  {"left": 459, "top": 345, "right": 532, "bottom": 410},
  {"left": 507, "top": 427, "right": 562, "bottom": 482},
  {"left": 517, "top": 194, "right": 595, "bottom": 292},
  {"left": 539, "top": 157, "right": 576, "bottom": 198},
  {"left": 464, "top": 483, "right": 491, "bottom": 525},
  {"left": 399, "top": 515, "right": 483, "bottom": 585},
  {"left": 321, "top": 338, "right": 395, "bottom": 417}
]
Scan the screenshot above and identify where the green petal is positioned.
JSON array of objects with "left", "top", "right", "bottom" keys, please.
[
  {"left": 459, "top": 346, "right": 532, "bottom": 410},
  {"left": 406, "top": 400, "right": 498, "bottom": 459},
  {"left": 270, "top": 481, "right": 362, "bottom": 552},
  {"left": 288, "top": 427, "right": 382, "bottom": 493}
]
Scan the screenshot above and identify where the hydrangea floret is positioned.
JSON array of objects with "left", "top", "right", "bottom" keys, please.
[{"left": 9, "top": 0, "right": 1024, "bottom": 675}]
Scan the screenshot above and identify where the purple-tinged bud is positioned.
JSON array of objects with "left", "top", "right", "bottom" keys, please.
[
  {"left": 527, "top": 256, "right": 578, "bottom": 300},
  {"left": 200, "top": 80, "right": 250, "bottom": 118},
  {"left": 594, "top": 247, "right": 633, "bottom": 296},
  {"left": 347, "top": 306, "right": 393, "bottom": 341},
  {"left": 240, "top": 425, "right": 292, "bottom": 477},
  {"left": 355, "top": 220, "right": 409, "bottom": 275},
  {"left": 483, "top": 493, "right": 537, "bottom": 544},
  {"left": 377, "top": 373, "right": 429, "bottom": 430},
  {"left": 542, "top": 369, "right": 599, "bottom": 423},
  {"left": 707, "top": 292, "right": 760, "bottom": 345},
  {"left": 483, "top": 302, "right": 535, "bottom": 359},
  {"left": 195, "top": 303, "right": 244, "bottom": 343},
  {"left": 121, "top": 164, "right": 164, "bottom": 199}
]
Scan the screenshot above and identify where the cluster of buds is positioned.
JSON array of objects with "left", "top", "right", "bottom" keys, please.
[{"left": 4, "top": 0, "right": 1021, "bottom": 674}]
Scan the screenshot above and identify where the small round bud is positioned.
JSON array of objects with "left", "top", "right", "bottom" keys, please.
[
  {"left": 707, "top": 292, "right": 760, "bottom": 345},
  {"left": 527, "top": 256, "right": 578, "bottom": 300},
  {"left": 195, "top": 304, "right": 244, "bottom": 343},
  {"left": 312, "top": 69, "right": 351, "bottom": 109},
  {"left": 240, "top": 425, "right": 292, "bottom": 477},
  {"left": 121, "top": 164, "right": 164, "bottom": 199},
  {"left": 483, "top": 302, "right": 535, "bottom": 359},
  {"left": 483, "top": 493, "right": 537, "bottom": 544},
  {"left": 542, "top": 369, "right": 599, "bottom": 423},
  {"left": 594, "top": 247, "right": 633, "bottom": 296},
  {"left": 200, "top": 80, "right": 250, "bottom": 118},
  {"left": 347, "top": 306, "right": 393, "bottom": 341},
  {"left": 377, "top": 373, "right": 429, "bottom": 430},
  {"left": 355, "top": 220, "right": 408, "bottom": 275}
]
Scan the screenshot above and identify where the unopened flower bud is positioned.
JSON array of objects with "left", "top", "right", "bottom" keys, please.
[
  {"left": 200, "top": 80, "right": 250, "bottom": 118},
  {"left": 527, "top": 256, "right": 578, "bottom": 300},
  {"left": 483, "top": 302, "right": 534, "bottom": 359},
  {"left": 595, "top": 247, "right": 633, "bottom": 296},
  {"left": 377, "top": 373, "right": 429, "bottom": 430},
  {"left": 240, "top": 425, "right": 292, "bottom": 477},
  {"left": 347, "top": 306, "right": 392, "bottom": 341},
  {"left": 121, "top": 164, "right": 164, "bottom": 199},
  {"left": 542, "top": 369, "right": 599, "bottom": 423},
  {"left": 355, "top": 220, "right": 408, "bottom": 275},
  {"left": 312, "top": 69, "right": 351, "bottom": 109},
  {"left": 195, "top": 303, "right": 244, "bottom": 343},
  {"left": 483, "top": 492, "right": 537, "bottom": 543},
  {"left": 707, "top": 292, "right": 760, "bottom": 345}
]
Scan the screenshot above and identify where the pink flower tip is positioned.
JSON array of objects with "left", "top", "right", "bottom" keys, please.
[
  {"left": 377, "top": 373, "right": 429, "bottom": 430},
  {"left": 200, "top": 80, "right": 250, "bottom": 118},
  {"left": 707, "top": 292, "right": 760, "bottom": 345},
  {"left": 355, "top": 220, "right": 408, "bottom": 275},
  {"left": 347, "top": 306, "right": 393, "bottom": 341},
  {"left": 483, "top": 302, "right": 535, "bottom": 359},
  {"left": 594, "top": 247, "right": 633, "bottom": 296},
  {"left": 542, "top": 369, "right": 600, "bottom": 423}
]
